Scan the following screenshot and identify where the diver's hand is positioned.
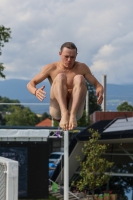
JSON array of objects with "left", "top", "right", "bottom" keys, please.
[{"left": 35, "top": 86, "right": 46, "bottom": 101}]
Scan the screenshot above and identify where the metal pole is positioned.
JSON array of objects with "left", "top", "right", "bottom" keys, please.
[
  {"left": 64, "top": 131, "right": 69, "bottom": 200},
  {"left": 51, "top": 118, "right": 54, "bottom": 127},
  {"left": 132, "top": 186, "right": 133, "bottom": 200},
  {"left": 61, "top": 158, "right": 62, "bottom": 183},
  {"left": 86, "top": 90, "right": 89, "bottom": 122},
  {"left": 102, "top": 74, "right": 107, "bottom": 111}
]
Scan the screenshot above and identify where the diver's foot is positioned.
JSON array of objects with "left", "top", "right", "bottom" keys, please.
[
  {"left": 59, "top": 112, "right": 69, "bottom": 130},
  {"left": 69, "top": 115, "right": 77, "bottom": 130}
]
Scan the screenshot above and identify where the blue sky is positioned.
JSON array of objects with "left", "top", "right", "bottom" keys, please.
[{"left": 0, "top": 0, "right": 133, "bottom": 84}]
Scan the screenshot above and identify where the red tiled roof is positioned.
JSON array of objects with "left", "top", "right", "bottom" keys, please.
[{"left": 36, "top": 118, "right": 52, "bottom": 126}]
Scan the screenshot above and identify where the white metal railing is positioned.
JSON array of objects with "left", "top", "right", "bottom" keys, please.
[
  {"left": 0, "top": 162, "right": 6, "bottom": 199},
  {"left": 0, "top": 157, "right": 18, "bottom": 200},
  {"left": 0, "top": 103, "right": 49, "bottom": 105}
]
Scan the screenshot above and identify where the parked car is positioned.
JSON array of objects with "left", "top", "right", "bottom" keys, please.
[
  {"left": 49, "top": 152, "right": 64, "bottom": 165},
  {"left": 49, "top": 162, "right": 57, "bottom": 178}
]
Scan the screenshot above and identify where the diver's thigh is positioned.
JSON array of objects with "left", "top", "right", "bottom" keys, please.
[{"left": 49, "top": 86, "right": 61, "bottom": 119}]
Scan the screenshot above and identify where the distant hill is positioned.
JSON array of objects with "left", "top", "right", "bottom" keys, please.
[
  {"left": 0, "top": 79, "right": 50, "bottom": 102},
  {"left": 0, "top": 79, "right": 133, "bottom": 113},
  {"left": 106, "top": 84, "right": 133, "bottom": 111},
  {"left": 0, "top": 79, "right": 50, "bottom": 114}
]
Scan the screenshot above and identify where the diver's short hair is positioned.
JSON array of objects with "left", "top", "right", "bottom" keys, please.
[{"left": 60, "top": 42, "right": 77, "bottom": 53}]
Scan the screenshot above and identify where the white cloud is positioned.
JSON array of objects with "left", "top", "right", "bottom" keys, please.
[
  {"left": 0, "top": 0, "right": 133, "bottom": 84},
  {"left": 90, "top": 31, "right": 133, "bottom": 84}
]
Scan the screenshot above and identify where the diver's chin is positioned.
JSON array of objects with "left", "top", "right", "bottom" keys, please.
[{"left": 65, "top": 63, "right": 73, "bottom": 68}]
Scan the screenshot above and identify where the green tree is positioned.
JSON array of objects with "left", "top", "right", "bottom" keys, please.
[
  {"left": 72, "top": 129, "right": 113, "bottom": 196},
  {"left": 0, "top": 26, "right": 11, "bottom": 51},
  {"left": 117, "top": 101, "right": 133, "bottom": 111},
  {"left": 76, "top": 83, "right": 101, "bottom": 127},
  {"left": 41, "top": 112, "right": 51, "bottom": 120},
  {"left": 0, "top": 96, "right": 23, "bottom": 112},
  {"left": 88, "top": 83, "right": 102, "bottom": 115},
  {"left": 53, "top": 119, "right": 59, "bottom": 127},
  {"left": 5, "top": 106, "right": 40, "bottom": 126},
  {"left": 0, "top": 25, "right": 11, "bottom": 78},
  {"left": 0, "top": 63, "right": 5, "bottom": 78},
  {"left": 77, "top": 110, "right": 90, "bottom": 127},
  {"left": 0, "top": 113, "right": 6, "bottom": 125}
]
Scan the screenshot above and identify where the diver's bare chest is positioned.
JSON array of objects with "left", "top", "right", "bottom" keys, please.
[
  {"left": 49, "top": 63, "right": 84, "bottom": 85},
  {"left": 52, "top": 70, "right": 79, "bottom": 82}
]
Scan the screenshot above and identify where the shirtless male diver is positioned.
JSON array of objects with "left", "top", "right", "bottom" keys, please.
[{"left": 27, "top": 42, "right": 103, "bottom": 131}]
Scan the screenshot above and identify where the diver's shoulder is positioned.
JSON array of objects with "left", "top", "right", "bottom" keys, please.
[{"left": 75, "top": 61, "right": 89, "bottom": 68}]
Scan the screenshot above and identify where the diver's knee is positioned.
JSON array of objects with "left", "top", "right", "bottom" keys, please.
[
  {"left": 73, "top": 75, "right": 86, "bottom": 85},
  {"left": 55, "top": 73, "right": 67, "bottom": 81}
]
